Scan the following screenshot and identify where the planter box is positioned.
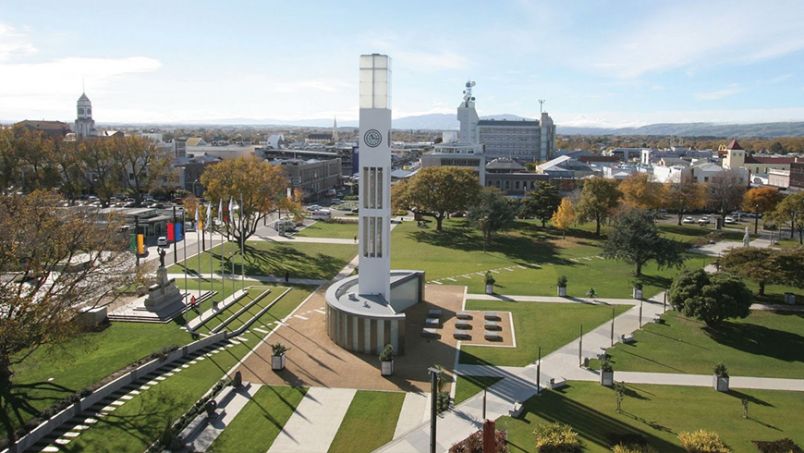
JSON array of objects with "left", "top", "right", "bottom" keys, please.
[
  {"left": 557, "top": 286, "right": 567, "bottom": 297},
  {"left": 633, "top": 288, "right": 643, "bottom": 299},
  {"left": 600, "top": 370, "right": 614, "bottom": 387},
  {"left": 271, "top": 354, "right": 286, "bottom": 371},
  {"left": 713, "top": 375, "right": 729, "bottom": 392},
  {"left": 785, "top": 292, "right": 796, "bottom": 305},
  {"left": 485, "top": 284, "right": 494, "bottom": 295},
  {"left": 381, "top": 360, "right": 394, "bottom": 376}
]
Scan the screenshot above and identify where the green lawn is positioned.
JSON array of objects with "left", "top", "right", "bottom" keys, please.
[
  {"left": 391, "top": 220, "right": 707, "bottom": 299},
  {"left": 596, "top": 310, "right": 804, "bottom": 379},
  {"left": 454, "top": 375, "right": 503, "bottom": 405},
  {"left": 296, "top": 221, "right": 358, "bottom": 239},
  {"left": 328, "top": 390, "right": 405, "bottom": 453},
  {"left": 167, "top": 240, "right": 357, "bottom": 280},
  {"left": 54, "top": 287, "right": 310, "bottom": 452},
  {"left": 208, "top": 386, "right": 307, "bottom": 453},
  {"left": 460, "top": 300, "right": 631, "bottom": 367},
  {"left": 497, "top": 382, "right": 804, "bottom": 452}
]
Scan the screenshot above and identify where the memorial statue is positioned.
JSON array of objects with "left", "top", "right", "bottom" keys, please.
[
  {"left": 158, "top": 248, "right": 166, "bottom": 267},
  {"left": 743, "top": 227, "right": 750, "bottom": 247}
]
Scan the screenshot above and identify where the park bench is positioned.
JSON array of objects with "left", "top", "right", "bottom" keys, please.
[
  {"left": 510, "top": 401, "right": 524, "bottom": 417},
  {"left": 428, "top": 308, "right": 442, "bottom": 317},
  {"left": 621, "top": 334, "right": 635, "bottom": 344},
  {"left": 484, "top": 312, "right": 501, "bottom": 321},
  {"left": 453, "top": 332, "right": 471, "bottom": 340},
  {"left": 549, "top": 378, "right": 568, "bottom": 389},
  {"left": 425, "top": 317, "right": 440, "bottom": 328},
  {"left": 484, "top": 321, "right": 501, "bottom": 331},
  {"left": 455, "top": 321, "right": 472, "bottom": 330},
  {"left": 457, "top": 311, "right": 473, "bottom": 320},
  {"left": 422, "top": 328, "right": 440, "bottom": 338},
  {"left": 484, "top": 330, "right": 502, "bottom": 341}
]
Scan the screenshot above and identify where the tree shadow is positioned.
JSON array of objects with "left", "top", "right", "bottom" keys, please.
[
  {"left": 704, "top": 320, "right": 804, "bottom": 364},
  {"left": 517, "top": 386, "right": 683, "bottom": 452}
]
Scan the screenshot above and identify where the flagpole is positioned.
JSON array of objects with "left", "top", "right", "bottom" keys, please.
[
  {"left": 240, "top": 193, "right": 245, "bottom": 291},
  {"left": 208, "top": 203, "right": 213, "bottom": 288},
  {"left": 183, "top": 210, "right": 187, "bottom": 297}
]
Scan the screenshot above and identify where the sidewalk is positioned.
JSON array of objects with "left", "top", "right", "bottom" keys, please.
[
  {"left": 267, "top": 387, "right": 356, "bottom": 453},
  {"left": 467, "top": 294, "right": 641, "bottom": 306}
]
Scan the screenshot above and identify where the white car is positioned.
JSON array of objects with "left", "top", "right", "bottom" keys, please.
[
  {"left": 724, "top": 216, "right": 736, "bottom": 224},
  {"left": 697, "top": 217, "right": 710, "bottom": 224},
  {"left": 157, "top": 236, "right": 168, "bottom": 247},
  {"left": 306, "top": 204, "right": 322, "bottom": 212},
  {"left": 682, "top": 216, "right": 695, "bottom": 224}
]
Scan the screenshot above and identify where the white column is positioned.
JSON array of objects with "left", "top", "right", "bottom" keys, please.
[{"left": 358, "top": 54, "right": 392, "bottom": 302}]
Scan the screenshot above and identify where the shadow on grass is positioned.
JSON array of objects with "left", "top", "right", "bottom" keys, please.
[
  {"left": 704, "top": 320, "right": 804, "bottom": 364},
  {"left": 517, "top": 386, "right": 683, "bottom": 452}
]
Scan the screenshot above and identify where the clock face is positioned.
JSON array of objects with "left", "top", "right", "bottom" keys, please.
[{"left": 364, "top": 129, "right": 382, "bottom": 148}]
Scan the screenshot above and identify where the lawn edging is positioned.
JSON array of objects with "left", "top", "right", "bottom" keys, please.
[
  {"left": 3, "top": 332, "right": 228, "bottom": 453},
  {"left": 209, "top": 288, "right": 271, "bottom": 333}
]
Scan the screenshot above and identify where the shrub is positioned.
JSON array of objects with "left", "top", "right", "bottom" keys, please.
[
  {"left": 449, "top": 428, "right": 509, "bottom": 453},
  {"left": 678, "top": 430, "right": 730, "bottom": 453},
  {"left": 557, "top": 275, "right": 568, "bottom": 287},
  {"left": 601, "top": 359, "right": 613, "bottom": 373},
  {"left": 485, "top": 271, "right": 496, "bottom": 285},
  {"left": 612, "top": 444, "right": 656, "bottom": 453},
  {"left": 713, "top": 363, "right": 729, "bottom": 377},
  {"left": 379, "top": 344, "right": 394, "bottom": 362},
  {"left": 752, "top": 438, "right": 804, "bottom": 453},
  {"left": 534, "top": 423, "right": 581, "bottom": 452},
  {"left": 271, "top": 343, "right": 289, "bottom": 356}
]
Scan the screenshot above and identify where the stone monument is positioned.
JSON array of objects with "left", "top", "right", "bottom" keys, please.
[
  {"left": 743, "top": 227, "right": 750, "bottom": 247},
  {"left": 144, "top": 248, "right": 183, "bottom": 312}
]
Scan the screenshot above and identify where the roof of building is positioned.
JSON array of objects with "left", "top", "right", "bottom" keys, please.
[
  {"left": 307, "top": 133, "right": 333, "bottom": 139},
  {"left": 78, "top": 92, "right": 90, "bottom": 102},
  {"left": 485, "top": 157, "right": 527, "bottom": 172},
  {"left": 185, "top": 137, "right": 206, "bottom": 147},
  {"left": 727, "top": 139, "right": 743, "bottom": 150},
  {"left": 15, "top": 120, "right": 70, "bottom": 131},
  {"left": 745, "top": 156, "right": 799, "bottom": 165},
  {"left": 478, "top": 119, "right": 539, "bottom": 127},
  {"left": 578, "top": 155, "right": 620, "bottom": 163}
]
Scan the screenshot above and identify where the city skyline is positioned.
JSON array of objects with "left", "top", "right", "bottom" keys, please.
[{"left": 1, "top": 0, "right": 804, "bottom": 127}]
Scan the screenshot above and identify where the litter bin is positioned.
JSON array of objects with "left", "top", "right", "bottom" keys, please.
[{"left": 785, "top": 292, "right": 796, "bottom": 305}]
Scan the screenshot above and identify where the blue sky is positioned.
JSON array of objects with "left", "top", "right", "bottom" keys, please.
[{"left": 1, "top": 0, "right": 803, "bottom": 126}]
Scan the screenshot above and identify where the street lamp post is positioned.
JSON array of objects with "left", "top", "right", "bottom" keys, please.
[
  {"left": 192, "top": 179, "right": 200, "bottom": 198},
  {"left": 427, "top": 367, "right": 439, "bottom": 453},
  {"left": 754, "top": 203, "right": 760, "bottom": 235}
]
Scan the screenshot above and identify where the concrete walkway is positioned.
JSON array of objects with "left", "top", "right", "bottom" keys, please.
[
  {"left": 267, "top": 387, "right": 356, "bottom": 453},
  {"left": 467, "top": 294, "right": 643, "bottom": 306},
  {"left": 392, "top": 392, "right": 430, "bottom": 440},
  {"left": 255, "top": 235, "right": 357, "bottom": 245},
  {"left": 186, "top": 289, "right": 248, "bottom": 331},
  {"left": 184, "top": 383, "right": 262, "bottom": 451}
]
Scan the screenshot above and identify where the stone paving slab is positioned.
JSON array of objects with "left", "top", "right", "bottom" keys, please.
[
  {"left": 267, "top": 387, "right": 357, "bottom": 453},
  {"left": 392, "top": 392, "right": 429, "bottom": 440}
]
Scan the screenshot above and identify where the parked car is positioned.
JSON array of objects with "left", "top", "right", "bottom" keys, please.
[
  {"left": 310, "top": 209, "right": 332, "bottom": 220},
  {"left": 306, "top": 204, "right": 322, "bottom": 212},
  {"left": 157, "top": 236, "right": 168, "bottom": 247},
  {"left": 697, "top": 216, "right": 710, "bottom": 224},
  {"left": 682, "top": 216, "right": 695, "bottom": 224},
  {"left": 724, "top": 216, "right": 736, "bottom": 224}
]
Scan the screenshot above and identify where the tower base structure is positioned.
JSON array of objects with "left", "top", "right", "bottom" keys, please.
[{"left": 325, "top": 270, "right": 425, "bottom": 355}]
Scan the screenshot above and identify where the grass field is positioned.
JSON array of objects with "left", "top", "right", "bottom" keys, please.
[
  {"left": 460, "top": 300, "right": 631, "bottom": 367},
  {"left": 594, "top": 310, "right": 804, "bottom": 378},
  {"left": 168, "top": 240, "right": 357, "bottom": 280},
  {"left": 296, "top": 221, "right": 358, "bottom": 239},
  {"left": 497, "top": 382, "right": 804, "bottom": 452},
  {"left": 65, "top": 287, "right": 310, "bottom": 452},
  {"left": 454, "top": 375, "right": 503, "bottom": 405},
  {"left": 208, "top": 386, "right": 307, "bottom": 453},
  {"left": 390, "top": 220, "right": 708, "bottom": 299},
  {"left": 328, "top": 390, "right": 405, "bottom": 453}
]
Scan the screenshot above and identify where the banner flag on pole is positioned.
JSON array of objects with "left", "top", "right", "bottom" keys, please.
[
  {"left": 130, "top": 233, "right": 137, "bottom": 252},
  {"left": 136, "top": 234, "right": 145, "bottom": 256},
  {"left": 176, "top": 222, "right": 183, "bottom": 241},
  {"left": 194, "top": 205, "right": 200, "bottom": 230},
  {"left": 167, "top": 223, "right": 175, "bottom": 242},
  {"left": 206, "top": 202, "right": 213, "bottom": 231},
  {"left": 218, "top": 199, "right": 223, "bottom": 222}
]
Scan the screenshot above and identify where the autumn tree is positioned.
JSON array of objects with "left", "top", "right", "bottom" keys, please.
[
  {"left": 721, "top": 247, "right": 803, "bottom": 296},
  {"left": 0, "top": 129, "right": 19, "bottom": 193},
  {"left": 663, "top": 179, "right": 708, "bottom": 225},
  {"left": 576, "top": 177, "right": 622, "bottom": 236},
  {"left": 398, "top": 167, "right": 481, "bottom": 231},
  {"left": 742, "top": 187, "right": 783, "bottom": 234},
  {"left": 620, "top": 173, "right": 662, "bottom": 210},
  {"left": 391, "top": 179, "right": 410, "bottom": 214},
  {"left": 522, "top": 181, "right": 560, "bottom": 227},
  {"left": 0, "top": 191, "right": 137, "bottom": 440},
  {"left": 602, "top": 209, "right": 683, "bottom": 276},
  {"left": 201, "top": 156, "right": 289, "bottom": 242},
  {"left": 707, "top": 169, "right": 746, "bottom": 214},
  {"left": 80, "top": 138, "right": 124, "bottom": 207},
  {"left": 772, "top": 192, "right": 804, "bottom": 242},
  {"left": 116, "top": 136, "right": 175, "bottom": 206},
  {"left": 10, "top": 128, "right": 60, "bottom": 193},
  {"left": 551, "top": 197, "right": 576, "bottom": 238},
  {"left": 467, "top": 188, "right": 515, "bottom": 248}
]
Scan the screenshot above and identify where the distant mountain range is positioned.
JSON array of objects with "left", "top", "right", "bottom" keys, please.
[{"left": 13, "top": 114, "right": 802, "bottom": 138}]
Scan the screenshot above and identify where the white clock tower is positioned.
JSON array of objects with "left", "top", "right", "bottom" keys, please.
[
  {"left": 357, "top": 54, "right": 392, "bottom": 301},
  {"left": 74, "top": 92, "right": 96, "bottom": 138}
]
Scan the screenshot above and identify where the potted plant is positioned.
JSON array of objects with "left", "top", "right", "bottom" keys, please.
[
  {"left": 600, "top": 359, "right": 614, "bottom": 387},
  {"left": 485, "top": 271, "right": 496, "bottom": 295},
  {"left": 713, "top": 363, "right": 729, "bottom": 392},
  {"left": 379, "top": 344, "right": 394, "bottom": 376},
  {"left": 557, "top": 275, "right": 568, "bottom": 297},
  {"left": 271, "top": 343, "right": 289, "bottom": 371},
  {"left": 632, "top": 281, "right": 643, "bottom": 300}
]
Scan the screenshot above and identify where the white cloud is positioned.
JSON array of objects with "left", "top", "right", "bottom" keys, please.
[
  {"left": 0, "top": 24, "right": 36, "bottom": 61},
  {"left": 695, "top": 84, "right": 742, "bottom": 101}
]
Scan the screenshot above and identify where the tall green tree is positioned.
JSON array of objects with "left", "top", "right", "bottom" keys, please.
[
  {"left": 576, "top": 177, "right": 622, "bottom": 236},
  {"left": 116, "top": 136, "right": 176, "bottom": 206},
  {"left": 707, "top": 169, "right": 746, "bottom": 214},
  {"left": 399, "top": 167, "right": 481, "bottom": 231},
  {"left": 467, "top": 188, "right": 515, "bottom": 248},
  {"left": 771, "top": 192, "right": 804, "bottom": 241},
  {"left": 669, "top": 269, "right": 752, "bottom": 326},
  {"left": 721, "top": 247, "right": 803, "bottom": 296},
  {"left": 602, "top": 209, "right": 683, "bottom": 276},
  {"left": 522, "top": 181, "right": 560, "bottom": 227}
]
